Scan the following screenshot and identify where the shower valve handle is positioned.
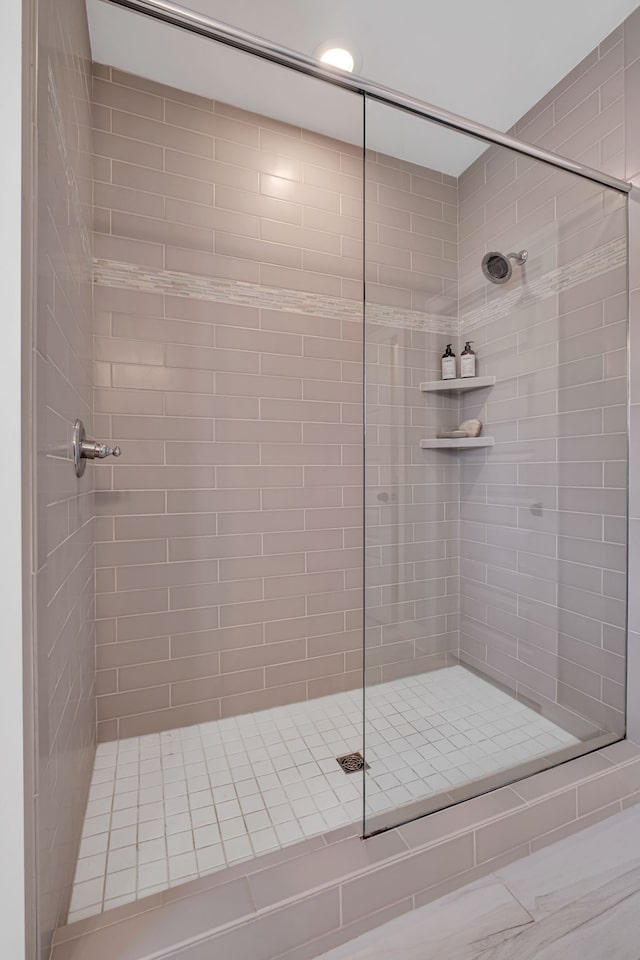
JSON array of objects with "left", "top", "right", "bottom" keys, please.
[
  {"left": 72, "top": 418, "right": 122, "bottom": 477},
  {"left": 81, "top": 440, "right": 122, "bottom": 460}
]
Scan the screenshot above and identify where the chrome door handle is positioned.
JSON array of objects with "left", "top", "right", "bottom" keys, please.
[{"left": 73, "top": 419, "right": 121, "bottom": 477}]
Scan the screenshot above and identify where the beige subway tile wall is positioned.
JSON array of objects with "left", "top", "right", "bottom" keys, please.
[
  {"left": 91, "top": 67, "right": 459, "bottom": 739},
  {"left": 33, "top": 0, "right": 96, "bottom": 954},
  {"left": 364, "top": 149, "right": 460, "bottom": 681},
  {"left": 89, "top": 18, "right": 634, "bottom": 747},
  {"left": 456, "top": 23, "right": 628, "bottom": 736}
]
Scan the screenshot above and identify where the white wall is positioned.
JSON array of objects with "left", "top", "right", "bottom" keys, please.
[{"left": 0, "top": 0, "right": 26, "bottom": 956}]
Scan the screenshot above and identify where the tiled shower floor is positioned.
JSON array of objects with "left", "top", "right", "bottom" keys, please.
[{"left": 68, "top": 666, "right": 577, "bottom": 922}]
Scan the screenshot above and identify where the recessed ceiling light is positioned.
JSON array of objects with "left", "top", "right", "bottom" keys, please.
[{"left": 319, "top": 47, "right": 355, "bottom": 72}]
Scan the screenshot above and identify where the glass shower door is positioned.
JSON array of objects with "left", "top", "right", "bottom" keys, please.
[{"left": 362, "top": 95, "right": 628, "bottom": 836}]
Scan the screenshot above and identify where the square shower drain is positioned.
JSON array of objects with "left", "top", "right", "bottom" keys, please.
[{"left": 336, "top": 752, "right": 369, "bottom": 774}]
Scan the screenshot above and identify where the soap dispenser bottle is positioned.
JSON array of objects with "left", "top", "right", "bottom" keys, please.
[
  {"left": 441, "top": 343, "right": 456, "bottom": 380},
  {"left": 460, "top": 340, "right": 476, "bottom": 378}
]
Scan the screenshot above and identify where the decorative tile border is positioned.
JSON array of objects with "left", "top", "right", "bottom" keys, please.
[
  {"left": 92, "top": 259, "right": 458, "bottom": 334},
  {"left": 94, "top": 234, "right": 625, "bottom": 341}
]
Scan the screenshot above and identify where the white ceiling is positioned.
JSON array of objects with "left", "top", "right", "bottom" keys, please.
[{"left": 87, "top": 0, "right": 639, "bottom": 175}]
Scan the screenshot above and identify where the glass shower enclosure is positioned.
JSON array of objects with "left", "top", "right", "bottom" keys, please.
[{"left": 68, "top": 0, "right": 629, "bottom": 921}]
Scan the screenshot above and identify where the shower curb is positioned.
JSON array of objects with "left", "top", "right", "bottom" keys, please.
[{"left": 51, "top": 739, "right": 640, "bottom": 960}]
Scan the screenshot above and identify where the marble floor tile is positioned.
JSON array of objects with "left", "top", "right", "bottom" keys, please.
[
  {"left": 316, "top": 877, "right": 534, "bottom": 960},
  {"left": 495, "top": 803, "right": 640, "bottom": 920},
  {"left": 317, "top": 803, "right": 640, "bottom": 960},
  {"left": 480, "top": 866, "right": 640, "bottom": 960}
]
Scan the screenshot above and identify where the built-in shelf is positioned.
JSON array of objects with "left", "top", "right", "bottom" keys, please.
[
  {"left": 419, "top": 376, "right": 496, "bottom": 393},
  {"left": 420, "top": 437, "right": 495, "bottom": 450}
]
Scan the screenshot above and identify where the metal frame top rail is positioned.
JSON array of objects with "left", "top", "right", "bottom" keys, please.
[{"left": 101, "top": 0, "right": 631, "bottom": 194}]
